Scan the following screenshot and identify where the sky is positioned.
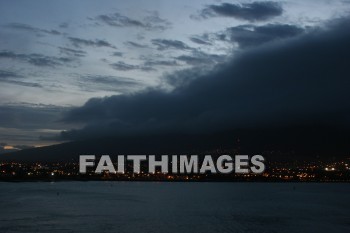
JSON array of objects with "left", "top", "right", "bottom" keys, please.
[{"left": 1, "top": 0, "right": 350, "bottom": 150}]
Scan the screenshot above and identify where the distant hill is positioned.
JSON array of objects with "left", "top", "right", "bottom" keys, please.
[
  {"left": 0, "top": 148, "right": 19, "bottom": 155},
  {"left": 1, "top": 126, "right": 350, "bottom": 162}
]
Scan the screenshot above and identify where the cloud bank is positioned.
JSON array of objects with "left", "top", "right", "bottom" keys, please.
[{"left": 59, "top": 17, "right": 350, "bottom": 140}]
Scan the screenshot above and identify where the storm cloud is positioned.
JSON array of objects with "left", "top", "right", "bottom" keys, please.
[
  {"left": 176, "top": 50, "right": 226, "bottom": 66},
  {"left": 0, "top": 103, "right": 72, "bottom": 145},
  {"left": 200, "top": 1, "right": 283, "bottom": 21},
  {"left": 223, "top": 24, "right": 305, "bottom": 48},
  {"left": 59, "top": 17, "right": 350, "bottom": 140}
]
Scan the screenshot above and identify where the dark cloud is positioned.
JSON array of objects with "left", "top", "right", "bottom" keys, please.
[
  {"left": 28, "top": 56, "right": 72, "bottom": 67},
  {"left": 83, "top": 75, "right": 139, "bottom": 86},
  {"left": 78, "top": 75, "right": 142, "bottom": 92},
  {"left": 59, "top": 22, "right": 69, "bottom": 28},
  {"left": 58, "top": 47, "right": 87, "bottom": 57},
  {"left": 0, "top": 104, "right": 67, "bottom": 129},
  {"left": 110, "top": 61, "right": 139, "bottom": 71},
  {"left": 144, "top": 59, "right": 179, "bottom": 67},
  {"left": 0, "top": 50, "right": 75, "bottom": 67},
  {"left": 95, "top": 13, "right": 143, "bottom": 27},
  {"left": 124, "top": 41, "right": 149, "bottom": 48},
  {"left": 151, "top": 39, "right": 192, "bottom": 51},
  {"left": 110, "top": 61, "right": 156, "bottom": 72},
  {"left": 68, "top": 37, "right": 117, "bottom": 49},
  {"left": 222, "top": 24, "right": 305, "bottom": 48},
  {"left": 1, "top": 80, "right": 42, "bottom": 88},
  {"left": 0, "top": 69, "right": 42, "bottom": 88},
  {"left": 5, "top": 23, "right": 62, "bottom": 36},
  {"left": 112, "top": 52, "right": 123, "bottom": 57},
  {"left": 162, "top": 67, "right": 210, "bottom": 89},
  {"left": 0, "top": 104, "right": 73, "bottom": 145},
  {"left": 0, "top": 70, "right": 22, "bottom": 79},
  {"left": 175, "top": 55, "right": 211, "bottom": 65},
  {"left": 95, "top": 11, "right": 171, "bottom": 31},
  {"left": 189, "top": 36, "right": 212, "bottom": 45},
  {"left": 200, "top": 1, "right": 283, "bottom": 21},
  {"left": 143, "top": 11, "right": 172, "bottom": 30},
  {"left": 140, "top": 66, "right": 157, "bottom": 72},
  {"left": 0, "top": 50, "right": 29, "bottom": 59},
  {"left": 188, "top": 32, "right": 224, "bottom": 46},
  {"left": 176, "top": 50, "right": 226, "bottom": 66},
  {"left": 59, "top": 17, "right": 350, "bottom": 140}
]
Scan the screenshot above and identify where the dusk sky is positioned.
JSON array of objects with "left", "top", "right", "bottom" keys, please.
[{"left": 1, "top": 0, "right": 350, "bottom": 150}]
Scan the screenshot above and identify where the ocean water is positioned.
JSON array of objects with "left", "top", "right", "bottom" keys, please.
[{"left": 0, "top": 182, "right": 349, "bottom": 233}]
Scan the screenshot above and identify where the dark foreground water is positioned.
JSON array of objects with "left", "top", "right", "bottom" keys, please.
[{"left": 0, "top": 182, "right": 349, "bottom": 233}]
